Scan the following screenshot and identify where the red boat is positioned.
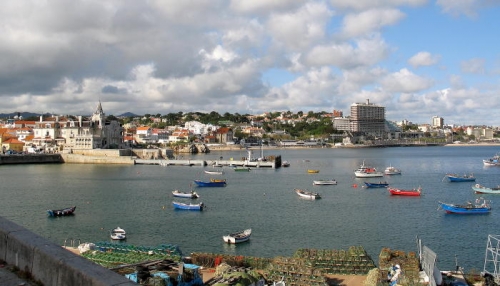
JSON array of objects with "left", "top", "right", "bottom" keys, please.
[{"left": 388, "top": 187, "right": 421, "bottom": 196}]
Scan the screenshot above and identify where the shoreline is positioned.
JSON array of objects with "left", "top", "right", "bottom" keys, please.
[{"left": 206, "top": 142, "right": 500, "bottom": 152}]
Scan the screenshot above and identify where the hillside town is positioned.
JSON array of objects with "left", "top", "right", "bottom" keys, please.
[{"left": 0, "top": 99, "right": 499, "bottom": 155}]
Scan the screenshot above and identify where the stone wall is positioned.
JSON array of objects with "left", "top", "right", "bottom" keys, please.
[
  {"left": 0, "top": 154, "right": 63, "bottom": 165},
  {"left": 0, "top": 216, "right": 135, "bottom": 286}
]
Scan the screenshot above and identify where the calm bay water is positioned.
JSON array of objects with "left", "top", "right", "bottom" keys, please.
[{"left": 1, "top": 145, "right": 500, "bottom": 272}]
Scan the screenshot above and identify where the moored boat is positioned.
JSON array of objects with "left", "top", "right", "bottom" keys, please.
[
  {"left": 110, "top": 227, "right": 126, "bottom": 240},
  {"left": 281, "top": 161, "right": 290, "bottom": 167},
  {"left": 307, "top": 169, "right": 320, "bottom": 174},
  {"left": 388, "top": 186, "right": 421, "bottom": 196},
  {"left": 210, "top": 178, "right": 226, "bottom": 183},
  {"left": 112, "top": 227, "right": 126, "bottom": 235},
  {"left": 234, "top": 167, "right": 251, "bottom": 172},
  {"left": 445, "top": 173, "right": 475, "bottom": 182},
  {"left": 483, "top": 153, "right": 500, "bottom": 166},
  {"left": 172, "top": 201, "right": 205, "bottom": 211},
  {"left": 313, "top": 179, "right": 337, "bottom": 185},
  {"left": 172, "top": 190, "right": 200, "bottom": 199},
  {"left": 193, "top": 179, "right": 227, "bottom": 187},
  {"left": 354, "top": 162, "right": 383, "bottom": 178},
  {"left": 364, "top": 181, "right": 389, "bottom": 188},
  {"left": 472, "top": 183, "right": 500, "bottom": 194},
  {"left": 384, "top": 165, "right": 401, "bottom": 175},
  {"left": 295, "top": 188, "right": 321, "bottom": 199},
  {"left": 110, "top": 232, "right": 126, "bottom": 240},
  {"left": 222, "top": 229, "right": 252, "bottom": 244},
  {"left": 438, "top": 198, "right": 491, "bottom": 214},
  {"left": 204, "top": 169, "right": 224, "bottom": 175},
  {"left": 47, "top": 206, "right": 76, "bottom": 217}
]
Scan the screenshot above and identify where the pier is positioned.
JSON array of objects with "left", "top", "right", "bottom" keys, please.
[{"left": 135, "top": 158, "right": 279, "bottom": 168}]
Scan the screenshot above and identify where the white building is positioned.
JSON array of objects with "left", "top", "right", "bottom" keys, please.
[{"left": 32, "top": 101, "right": 124, "bottom": 150}]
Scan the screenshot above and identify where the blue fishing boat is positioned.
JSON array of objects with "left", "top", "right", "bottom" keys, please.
[
  {"left": 445, "top": 173, "right": 476, "bottom": 182},
  {"left": 364, "top": 181, "right": 389, "bottom": 188},
  {"left": 438, "top": 198, "right": 491, "bottom": 214},
  {"left": 172, "top": 201, "right": 204, "bottom": 211},
  {"left": 193, "top": 180, "right": 226, "bottom": 187},
  {"left": 47, "top": 206, "right": 76, "bottom": 217}
]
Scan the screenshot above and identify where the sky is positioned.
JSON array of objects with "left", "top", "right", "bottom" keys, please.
[{"left": 1, "top": 0, "right": 500, "bottom": 125}]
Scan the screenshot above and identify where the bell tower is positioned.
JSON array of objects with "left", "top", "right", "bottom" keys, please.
[{"left": 91, "top": 100, "right": 105, "bottom": 128}]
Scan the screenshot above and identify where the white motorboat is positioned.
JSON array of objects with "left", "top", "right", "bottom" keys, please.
[
  {"left": 354, "top": 162, "right": 384, "bottom": 178},
  {"left": 223, "top": 229, "right": 252, "bottom": 244},
  {"left": 110, "top": 227, "right": 126, "bottom": 240},
  {"left": 112, "top": 227, "right": 126, "bottom": 235},
  {"left": 313, "top": 179, "right": 338, "bottom": 185},
  {"left": 295, "top": 188, "right": 321, "bottom": 199},
  {"left": 384, "top": 165, "right": 401, "bottom": 175}
]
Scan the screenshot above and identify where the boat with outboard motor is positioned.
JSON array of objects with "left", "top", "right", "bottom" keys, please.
[
  {"left": 47, "top": 206, "right": 76, "bottom": 217},
  {"left": 193, "top": 179, "right": 226, "bottom": 187},
  {"left": 313, "top": 179, "right": 337, "bottom": 185},
  {"left": 172, "top": 190, "right": 200, "bottom": 198},
  {"left": 295, "top": 188, "right": 321, "bottom": 199},
  {"left": 222, "top": 229, "right": 252, "bottom": 244},
  {"left": 364, "top": 181, "right": 389, "bottom": 188},
  {"left": 172, "top": 201, "right": 205, "bottom": 211}
]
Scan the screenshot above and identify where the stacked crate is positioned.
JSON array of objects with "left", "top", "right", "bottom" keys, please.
[
  {"left": 378, "top": 248, "right": 420, "bottom": 284},
  {"left": 291, "top": 246, "right": 376, "bottom": 275}
]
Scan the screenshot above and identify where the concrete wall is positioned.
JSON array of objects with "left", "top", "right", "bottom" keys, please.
[
  {"left": 0, "top": 154, "right": 63, "bottom": 165},
  {"left": 61, "top": 154, "right": 135, "bottom": 165},
  {"left": 0, "top": 216, "right": 135, "bottom": 286},
  {"left": 66, "top": 149, "right": 132, "bottom": 157}
]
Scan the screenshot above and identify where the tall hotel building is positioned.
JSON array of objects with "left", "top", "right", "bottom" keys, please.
[{"left": 350, "top": 99, "right": 385, "bottom": 136}]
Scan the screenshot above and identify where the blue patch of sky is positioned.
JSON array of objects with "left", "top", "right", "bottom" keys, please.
[
  {"left": 261, "top": 68, "right": 297, "bottom": 87},
  {"left": 380, "top": 3, "right": 499, "bottom": 90}
]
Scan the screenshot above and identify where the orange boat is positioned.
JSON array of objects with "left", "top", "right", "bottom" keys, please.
[{"left": 388, "top": 187, "right": 421, "bottom": 196}]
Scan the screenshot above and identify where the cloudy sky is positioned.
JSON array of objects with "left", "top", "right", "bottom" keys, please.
[{"left": 1, "top": 0, "right": 499, "bottom": 125}]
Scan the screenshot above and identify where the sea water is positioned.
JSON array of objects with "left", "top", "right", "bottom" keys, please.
[{"left": 1, "top": 145, "right": 499, "bottom": 272}]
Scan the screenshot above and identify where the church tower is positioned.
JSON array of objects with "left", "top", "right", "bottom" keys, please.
[{"left": 91, "top": 100, "right": 105, "bottom": 128}]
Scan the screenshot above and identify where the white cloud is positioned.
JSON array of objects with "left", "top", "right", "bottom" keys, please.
[
  {"left": 305, "top": 34, "right": 389, "bottom": 69},
  {"left": 460, "top": 58, "right": 485, "bottom": 74},
  {"left": 408, "top": 52, "right": 440, "bottom": 67},
  {"left": 0, "top": 0, "right": 499, "bottom": 125},
  {"left": 329, "top": 0, "right": 426, "bottom": 11},
  {"left": 230, "top": 0, "right": 306, "bottom": 14},
  {"left": 341, "top": 9, "right": 406, "bottom": 37},
  {"left": 436, "top": 0, "right": 479, "bottom": 17},
  {"left": 266, "top": 2, "right": 333, "bottom": 51},
  {"left": 381, "top": 68, "right": 434, "bottom": 92}
]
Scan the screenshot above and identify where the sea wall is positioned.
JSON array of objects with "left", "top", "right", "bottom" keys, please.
[
  {"left": 0, "top": 154, "right": 63, "bottom": 165},
  {"left": 0, "top": 216, "right": 135, "bottom": 286},
  {"left": 61, "top": 153, "right": 135, "bottom": 164}
]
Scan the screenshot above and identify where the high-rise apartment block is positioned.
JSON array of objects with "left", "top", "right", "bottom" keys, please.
[
  {"left": 349, "top": 99, "right": 385, "bottom": 136},
  {"left": 432, "top": 116, "right": 444, "bottom": 128}
]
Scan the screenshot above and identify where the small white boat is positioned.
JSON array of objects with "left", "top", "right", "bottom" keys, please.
[
  {"left": 110, "top": 232, "right": 126, "bottom": 240},
  {"left": 110, "top": 227, "right": 126, "bottom": 240},
  {"left": 313, "top": 179, "right": 337, "bottom": 185},
  {"left": 384, "top": 165, "right": 401, "bottom": 175},
  {"left": 204, "top": 169, "right": 224, "bottom": 175},
  {"left": 223, "top": 229, "right": 252, "bottom": 244},
  {"left": 295, "top": 188, "right": 321, "bottom": 199},
  {"left": 172, "top": 190, "right": 200, "bottom": 199},
  {"left": 112, "top": 227, "right": 126, "bottom": 235}
]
